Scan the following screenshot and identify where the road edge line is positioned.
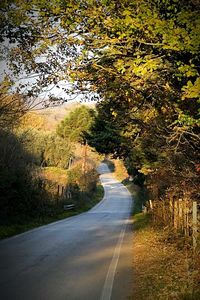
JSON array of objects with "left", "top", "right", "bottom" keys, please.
[{"left": 100, "top": 219, "right": 128, "bottom": 300}]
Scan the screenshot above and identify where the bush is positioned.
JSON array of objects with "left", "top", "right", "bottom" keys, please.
[
  {"left": 16, "top": 128, "right": 73, "bottom": 168},
  {"left": 44, "top": 133, "right": 73, "bottom": 168},
  {"left": 0, "top": 130, "right": 43, "bottom": 220},
  {"left": 67, "top": 162, "right": 99, "bottom": 202}
]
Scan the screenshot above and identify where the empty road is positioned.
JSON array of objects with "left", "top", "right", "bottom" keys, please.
[{"left": 0, "top": 163, "right": 133, "bottom": 300}]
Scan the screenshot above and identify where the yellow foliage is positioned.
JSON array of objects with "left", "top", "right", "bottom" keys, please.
[
  {"left": 0, "top": 93, "right": 25, "bottom": 128},
  {"left": 139, "top": 166, "right": 153, "bottom": 175},
  {"left": 19, "top": 112, "right": 45, "bottom": 130},
  {"left": 142, "top": 108, "right": 158, "bottom": 123}
]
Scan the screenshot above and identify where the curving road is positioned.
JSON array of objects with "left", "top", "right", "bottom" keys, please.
[{"left": 0, "top": 163, "right": 133, "bottom": 300}]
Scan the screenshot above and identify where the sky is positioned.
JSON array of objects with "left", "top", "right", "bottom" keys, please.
[
  {"left": 0, "top": 53, "right": 88, "bottom": 108},
  {"left": 0, "top": 38, "right": 98, "bottom": 108}
]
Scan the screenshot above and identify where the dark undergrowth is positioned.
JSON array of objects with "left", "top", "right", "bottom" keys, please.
[{"left": 0, "top": 183, "right": 104, "bottom": 239}]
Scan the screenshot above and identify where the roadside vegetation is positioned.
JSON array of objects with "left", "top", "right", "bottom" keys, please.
[
  {"left": 132, "top": 213, "right": 200, "bottom": 300},
  {"left": 0, "top": 101, "right": 103, "bottom": 239}
]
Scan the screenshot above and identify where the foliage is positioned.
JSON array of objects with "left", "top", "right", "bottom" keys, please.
[
  {"left": 67, "top": 162, "right": 98, "bottom": 194},
  {"left": 0, "top": 76, "right": 42, "bottom": 128},
  {"left": 0, "top": 129, "right": 43, "bottom": 220},
  {"left": 56, "top": 105, "right": 95, "bottom": 143},
  {"left": 19, "top": 111, "right": 45, "bottom": 130},
  {"left": 43, "top": 133, "right": 73, "bottom": 168},
  {"left": 41, "top": 167, "right": 68, "bottom": 185},
  {"left": 16, "top": 128, "right": 73, "bottom": 168},
  {"left": 0, "top": 82, "right": 26, "bottom": 129},
  {"left": 1, "top": 1, "right": 199, "bottom": 111}
]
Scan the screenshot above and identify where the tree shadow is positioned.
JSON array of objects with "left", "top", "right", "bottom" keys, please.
[{"left": 0, "top": 129, "right": 43, "bottom": 223}]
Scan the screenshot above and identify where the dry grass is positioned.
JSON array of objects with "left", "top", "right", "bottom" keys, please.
[
  {"left": 131, "top": 214, "right": 200, "bottom": 300},
  {"left": 41, "top": 167, "right": 68, "bottom": 185},
  {"left": 113, "top": 159, "right": 129, "bottom": 181},
  {"left": 105, "top": 158, "right": 129, "bottom": 181}
]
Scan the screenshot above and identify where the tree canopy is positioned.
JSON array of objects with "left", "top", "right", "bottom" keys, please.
[
  {"left": 56, "top": 105, "right": 95, "bottom": 143},
  {"left": 1, "top": 0, "right": 200, "bottom": 107},
  {"left": 1, "top": 0, "right": 199, "bottom": 198}
]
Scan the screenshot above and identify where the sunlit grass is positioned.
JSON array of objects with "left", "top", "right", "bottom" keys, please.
[
  {"left": 132, "top": 212, "right": 200, "bottom": 300},
  {"left": 41, "top": 166, "right": 68, "bottom": 185}
]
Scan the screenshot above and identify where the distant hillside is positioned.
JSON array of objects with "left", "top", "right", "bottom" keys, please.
[{"left": 35, "top": 101, "right": 96, "bottom": 131}]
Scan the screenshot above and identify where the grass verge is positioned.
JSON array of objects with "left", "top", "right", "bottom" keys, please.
[
  {"left": 0, "top": 183, "right": 104, "bottom": 240},
  {"left": 122, "top": 180, "right": 149, "bottom": 215},
  {"left": 131, "top": 212, "right": 200, "bottom": 300}
]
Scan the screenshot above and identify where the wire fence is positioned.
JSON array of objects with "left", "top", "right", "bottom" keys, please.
[{"left": 146, "top": 197, "right": 200, "bottom": 251}]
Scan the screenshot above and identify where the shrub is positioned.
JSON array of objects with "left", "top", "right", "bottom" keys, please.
[{"left": 0, "top": 130, "right": 43, "bottom": 220}]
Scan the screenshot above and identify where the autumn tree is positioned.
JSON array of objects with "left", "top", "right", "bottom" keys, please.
[
  {"left": 1, "top": 0, "right": 199, "bottom": 197},
  {"left": 0, "top": 79, "right": 27, "bottom": 129}
]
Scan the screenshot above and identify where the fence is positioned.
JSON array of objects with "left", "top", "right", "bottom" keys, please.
[
  {"left": 147, "top": 197, "right": 200, "bottom": 251},
  {"left": 38, "top": 179, "right": 72, "bottom": 202}
]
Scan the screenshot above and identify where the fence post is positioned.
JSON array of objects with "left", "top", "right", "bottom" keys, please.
[
  {"left": 170, "top": 198, "right": 174, "bottom": 228},
  {"left": 179, "top": 199, "right": 183, "bottom": 231},
  {"left": 61, "top": 186, "right": 64, "bottom": 198},
  {"left": 162, "top": 201, "right": 165, "bottom": 224},
  {"left": 149, "top": 200, "right": 153, "bottom": 210},
  {"left": 186, "top": 199, "right": 189, "bottom": 236},
  {"left": 192, "top": 201, "right": 198, "bottom": 251},
  {"left": 57, "top": 185, "right": 60, "bottom": 196},
  {"left": 183, "top": 199, "right": 186, "bottom": 235},
  {"left": 183, "top": 199, "right": 189, "bottom": 237},
  {"left": 174, "top": 200, "right": 178, "bottom": 230}
]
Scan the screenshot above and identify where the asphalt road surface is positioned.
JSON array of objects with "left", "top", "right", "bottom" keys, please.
[{"left": 0, "top": 163, "right": 133, "bottom": 300}]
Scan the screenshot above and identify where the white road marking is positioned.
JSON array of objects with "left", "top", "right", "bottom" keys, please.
[{"left": 100, "top": 218, "right": 128, "bottom": 300}]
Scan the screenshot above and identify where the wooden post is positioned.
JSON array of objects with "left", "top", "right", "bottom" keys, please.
[
  {"left": 68, "top": 157, "right": 73, "bottom": 169},
  {"left": 192, "top": 201, "right": 198, "bottom": 251},
  {"left": 179, "top": 199, "right": 183, "bottom": 231},
  {"left": 170, "top": 198, "right": 174, "bottom": 227},
  {"left": 82, "top": 141, "right": 87, "bottom": 192},
  {"left": 66, "top": 186, "right": 69, "bottom": 199},
  {"left": 183, "top": 200, "right": 186, "bottom": 236},
  {"left": 183, "top": 199, "right": 189, "bottom": 237},
  {"left": 57, "top": 185, "right": 60, "bottom": 196},
  {"left": 149, "top": 200, "right": 153, "bottom": 210},
  {"left": 174, "top": 200, "right": 178, "bottom": 230},
  {"left": 61, "top": 186, "right": 64, "bottom": 198},
  {"left": 162, "top": 201, "right": 165, "bottom": 224},
  {"left": 56, "top": 185, "right": 60, "bottom": 205},
  {"left": 185, "top": 199, "right": 189, "bottom": 236}
]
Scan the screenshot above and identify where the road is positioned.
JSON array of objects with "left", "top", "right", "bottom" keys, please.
[{"left": 0, "top": 163, "right": 133, "bottom": 300}]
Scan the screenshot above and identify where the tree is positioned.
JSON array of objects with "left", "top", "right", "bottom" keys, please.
[
  {"left": 56, "top": 105, "right": 95, "bottom": 143},
  {"left": 1, "top": 1, "right": 199, "bottom": 109},
  {"left": 19, "top": 111, "right": 45, "bottom": 131},
  {"left": 1, "top": 0, "right": 199, "bottom": 198},
  {"left": 0, "top": 79, "right": 27, "bottom": 129},
  {"left": 0, "top": 129, "right": 43, "bottom": 219},
  {"left": 16, "top": 128, "right": 73, "bottom": 168},
  {"left": 43, "top": 133, "right": 73, "bottom": 168}
]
